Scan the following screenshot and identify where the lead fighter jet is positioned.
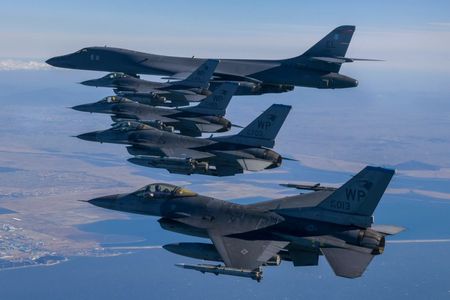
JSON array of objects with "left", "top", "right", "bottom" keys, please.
[
  {"left": 81, "top": 59, "right": 219, "bottom": 107},
  {"left": 86, "top": 166, "right": 404, "bottom": 281},
  {"left": 76, "top": 104, "right": 291, "bottom": 176},
  {"left": 47, "top": 26, "right": 379, "bottom": 91},
  {"left": 72, "top": 83, "right": 238, "bottom": 137},
  {"left": 81, "top": 72, "right": 293, "bottom": 100}
]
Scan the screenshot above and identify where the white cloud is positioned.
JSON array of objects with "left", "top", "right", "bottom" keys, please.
[{"left": 0, "top": 59, "right": 50, "bottom": 71}]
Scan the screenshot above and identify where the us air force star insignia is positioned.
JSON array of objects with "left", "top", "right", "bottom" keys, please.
[{"left": 241, "top": 249, "right": 249, "bottom": 255}]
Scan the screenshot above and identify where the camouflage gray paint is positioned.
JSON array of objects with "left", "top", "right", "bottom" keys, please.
[
  {"left": 47, "top": 26, "right": 378, "bottom": 91},
  {"left": 73, "top": 83, "right": 239, "bottom": 137},
  {"left": 86, "top": 166, "right": 403, "bottom": 281},
  {"left": 76, "top": 104, "right": 291, "bottom": 176}
]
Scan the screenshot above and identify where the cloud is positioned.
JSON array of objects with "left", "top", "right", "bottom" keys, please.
[{"left": 0, "top": 59, "right": 50, "bottom": 71}]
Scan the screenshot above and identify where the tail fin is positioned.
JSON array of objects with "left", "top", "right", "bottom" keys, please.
[
  {"left": 302, "top": 25, "right": 355, "bottom": 58},
  {"left": 183, "top": 82, "right": 238, "bottom": 116},
  {"left": 285, "top": 25, "right": 356, "bottom": 73},
  {"left": 319, "top": 166, "right": 395, "bottom": 217},
  {"left": 217, "top": 104, "right": 291, "bottom": 148},
  {"left": 179, "top": 59, "right": 219, "bottom": 89}
]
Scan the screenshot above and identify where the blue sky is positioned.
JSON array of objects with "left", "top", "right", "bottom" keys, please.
[{"left": 1, "top": 1, "right": 449, "bottom": 72}]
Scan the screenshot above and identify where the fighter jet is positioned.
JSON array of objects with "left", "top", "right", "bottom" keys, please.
[
  {"left": 72, "top": 83, "right": 238, "bottom": 137},
  {"left": 86, "top": 166, "right": 404, "bottom": 281},
  {"left": 47, "top": 26, "right": 379, "bottom": 90},
  {"left": 76, "top": 104, "right": 291, "bottom": 176},
  {"left": 81, "top": 59, "right": 218, "bottom": 107},
  {"left": 82, "top": 72, "right": 294, "bottom": 99}
]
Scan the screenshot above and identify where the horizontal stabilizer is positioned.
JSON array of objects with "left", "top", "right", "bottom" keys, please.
[
  {"left": 281, "top": 183, "right": 337, "bottom": 192},
  {"left": 237, "top": 158, "right": 274, "bottom": 172},
  {"left": 321, "top": 247, "right": 374, "bottom": 278},
  {"left": 371, "top": 224, "right": 405, "bottom": 235},
  {"left": 343, "top": 57, "right": 384, "bottom": 62},
  {"left": 310, "top": 56, "right": 348, "bottom": 64},
  {"left": 311, "top": 57, "right": 384, "bottom": 64}
]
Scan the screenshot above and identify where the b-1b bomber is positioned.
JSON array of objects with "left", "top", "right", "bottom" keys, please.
[{"left": 47, "top": 26, "right": 378, "bottom": 92}]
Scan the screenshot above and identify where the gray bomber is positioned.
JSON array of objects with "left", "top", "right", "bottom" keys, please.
[
  {"left": 86, "top": 166, "right": 403, "bottom": 281},
  {"left": 76, "top": 104, "right": 291, "bottom": 176},
  {"left": 47, "top": 26, "right": 378, "bottom": 91},
  {"left": 73, "top": 82, "right": 239, "bottom": 137}
]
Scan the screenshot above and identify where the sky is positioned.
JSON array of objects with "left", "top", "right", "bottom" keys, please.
[{"left": 1, "top": 1, "right": 450, "bottom": 72}]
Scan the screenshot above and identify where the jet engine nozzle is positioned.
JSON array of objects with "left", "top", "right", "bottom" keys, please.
[{"left": 338, "top": 229, "right": 385, "bottom": 255}]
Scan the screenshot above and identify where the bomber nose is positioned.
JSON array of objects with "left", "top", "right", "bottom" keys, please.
[
  {"left": 45, "top": 57, "right": 57, "bottom": 66},
  {"left": 76, "top": 131, "right": 99, "bottom": 142},
  {"left": 87, "top": 194, "right": 120, "bottom": 209},
  {"left": 45, "top": 54, "right": 75, "bottom": 68},
  {"left": 46, "top": 55, "right": 66, "bottom": 67}
]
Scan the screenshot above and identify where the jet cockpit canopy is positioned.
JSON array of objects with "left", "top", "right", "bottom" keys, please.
[
  {"left": 105, "top": 72, "right": 127, "bottom": 79},
  {"left": 133, "top": 183, "right": 197, "bottom": 198},
  {"left": 111, "top": 120, "right": 152, "bottom": 131},
  {"left": 100, "top": 95, "right": 132, "bottom": 104}
]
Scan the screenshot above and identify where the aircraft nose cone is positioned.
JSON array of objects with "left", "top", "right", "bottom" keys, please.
[
  {"left": 353, "top": 80, "right": 359, "bottom": 87},
  {"left": 72, "top": 104, "right": 93, "bottom": 112},
  {"left": 127, "top": 157, "right": 144, "bottom": 166},
  {"left": 162, "top": 243, "right": 178, "bottom": 252},
  {"left": 45, "top": 54, "right": 75, "bottom": 68},
  {"left": 76, "top": 131, "right": 98, "bottom": 142},
  {"left": 87, "top": 194, "right": 120, "bottom": 209},
  {"left": 80, "top": 79, "right": 98, "bottom": 87},
  {"left": 45, "top": 57, "right": 57, "bottom": 66},
  {"left": 46, "top": 56, "right": 66, "bottom": 67}
]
